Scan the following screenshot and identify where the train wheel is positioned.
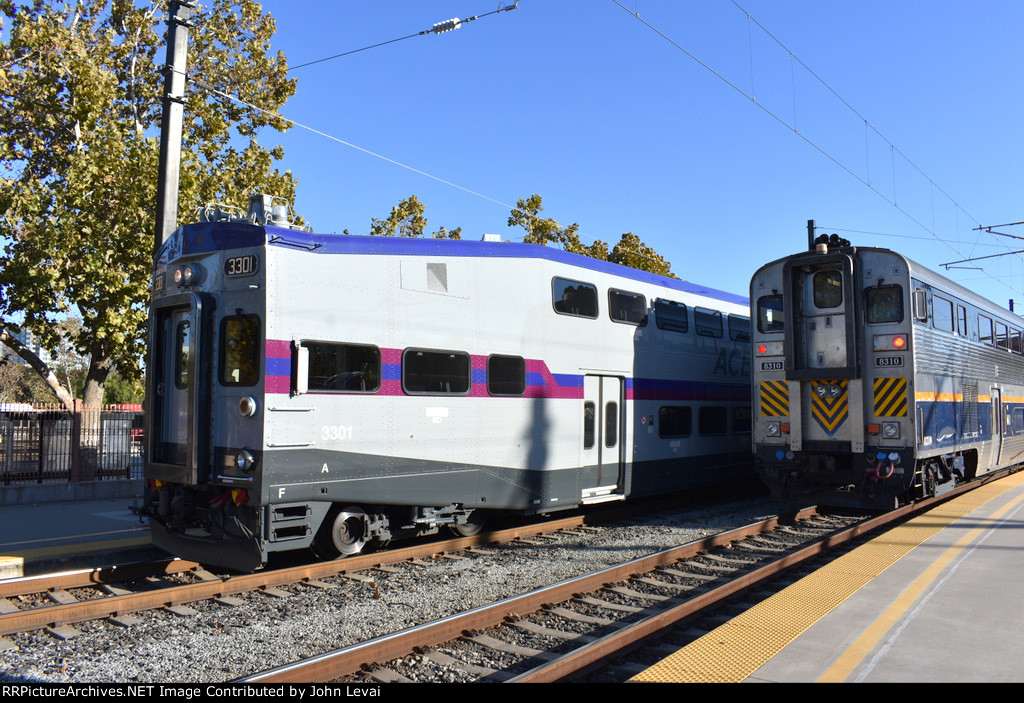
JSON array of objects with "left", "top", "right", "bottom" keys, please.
[
  {"left": 314, "top": 506, "right": 369, "bottom": 558},
  {"left": 451, "top": 510, "right": 486, "bottom": 537}
]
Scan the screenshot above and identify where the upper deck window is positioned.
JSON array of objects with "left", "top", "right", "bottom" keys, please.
[
  {"left": 553, "top": 277, "right": 598, "bottom": 318},
  {"left": 932, "top": 295, "right": 954, "bottom": 332},
  {"left": 220, "top": 314, "right": 261, "bottom": 386},
  {"left": 979, "top": 315, "right": 994, "bottom": 345},
  {"left": 756, "top": 295, "right": 784, "bottom": 333},
  {"left": 865, "top": 285, "right": 903, "bottom": 324},
  {"left": 728, "top": 315, "right": 751, "bottom": 343},
  {"left": 609, "top": 289, "right": 647, "bottom": 325},
  {"left": 996, "top": 322, "right": 1010, "bottom": 350},
  {"left": 654, "top": 299, "right": 688, "bottom": 333},
  {"left": 812, "top": 270, "right": 843, "bottom": 308},
  {"left": 694, "top": 307, "right": 723, "bottom": 338}
]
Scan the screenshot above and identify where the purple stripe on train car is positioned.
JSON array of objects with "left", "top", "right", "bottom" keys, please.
[
  {"left": 265, "top": 339, "right": 292, "bottom": 394},
  {"left": 263, "top": 341, "right": 585, "bottom": 398},
  {"left": 632, "top": 377, "right": 750, "bottom": 402},
  {"left": 260, "top": 341, "right": 745, "bottom": 400}
]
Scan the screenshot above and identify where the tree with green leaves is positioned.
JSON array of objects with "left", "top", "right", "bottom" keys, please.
[
  {"left": 370, "top": 195, "right": 462, "bottom": 239},
  {"left": 0, "top": 0, "right": 298, "bottom": 409},
  {"left": 507, "top": 194, "right": 676, "bottom": 278}
]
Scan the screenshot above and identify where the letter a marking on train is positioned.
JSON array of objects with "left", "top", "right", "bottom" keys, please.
[{"left": 322, "top": 463, "right": 330, "bottom": 474}]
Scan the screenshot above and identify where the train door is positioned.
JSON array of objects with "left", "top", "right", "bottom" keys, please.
[
  {"left": 581, "top": 375, "right": 625, "bottom": 502},
  {"left": 783, "top": 255, "right": 864, "bottom": 451},
  {"left": 991, "top": 386, "right": 1003, "bottom": 467},
  {"left": 146, "top": 292, "right": 207, "bottom": 484}
]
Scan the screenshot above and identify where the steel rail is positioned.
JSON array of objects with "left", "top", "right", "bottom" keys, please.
[
  {"left": 0, "top": 514, "right": 589, "bottom": 636},
  {"left": 240, "top": 508, "right": 823, "bottom": 683}
]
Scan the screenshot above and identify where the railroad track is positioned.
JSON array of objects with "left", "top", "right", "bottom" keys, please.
[
  {"left": 0, "top": 513, "right": 629, "bottom": 642},
  {"left": 238, "top": 507, "right": 872, "bottom": 683},
  {"left": 239, "top": 477, "right": 999, "bottom": 684}
]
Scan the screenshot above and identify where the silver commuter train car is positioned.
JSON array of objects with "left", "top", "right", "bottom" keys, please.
[
  {"left": 750, "top": 234, "right": 1024, "bottom": 509},
  {"left": 141, "top": 196, "right": 754, "bottom": 570}
]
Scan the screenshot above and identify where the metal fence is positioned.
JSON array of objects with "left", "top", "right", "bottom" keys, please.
[{"left": 0, "top": 402, "right": 144, "bottom": 485}]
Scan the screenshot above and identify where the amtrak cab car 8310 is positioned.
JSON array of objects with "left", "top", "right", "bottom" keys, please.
[{"left": 750, "top": 234, "right": 1024, "bottom": 509}]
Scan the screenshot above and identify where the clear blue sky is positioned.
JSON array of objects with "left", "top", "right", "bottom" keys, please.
[{"left": 244, "top": 1, "right": 1024, "bottom": 309}]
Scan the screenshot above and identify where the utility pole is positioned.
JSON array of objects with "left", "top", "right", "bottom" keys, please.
[{"left": 154, "top": 1, "right": 195, "bottom": 257}]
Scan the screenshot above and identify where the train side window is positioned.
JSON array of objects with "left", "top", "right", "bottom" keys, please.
[
  {"left": 932, "top": 295, "right": 954, "bottom": 332},
  {"left": 402, "top": 349, "right": 471, "bottom": 394},
  {"left": 812, "top": 270, "right": 843, "bottom": 308},
  {"left": 728, "top": 315, "right": 751, "bottom": 342},
  {"left": 1011, "top": 329, "right": 1023, "bottom": 354},
  {"left": 756, "top": 295, "right": 784, "bottom": 333},
  {"left": 865, "top": 285, "right": 904, "bottom": 324},
  {"left": 583, "top": 402, "right": 596, "bottom": 449},
  {"left": 698, "top": 406, "right": 727, "bottom": 436},
  {"left": 694, "top": 307, "right": 723, "bottom": 338},
  {"left": 654, "top": 299, "right": 688, "bottom": 333},
  {"left": 609, "top": 289, "right": 647, "bottom": 326},
  {"left": 957, "top": 305, "right": 968, "bottom": 337},
  {"left": 605, "top": 401, "right": 618, "bottom": 447},
  {"left": 732, "top": 406, "right": 751, "bottom": 434},
  {"left": 658, "top": 406, "right": 692, "bottom": 438},
  {"left": 996, "top": 322, "right": 1010, "bottom": 350},
  {"left": 175, "top": 321, "right": 191, "bottom": 388},
  {"left": 487, "top": 355, "right": 525, "bottom": 396},
  {"left": 305, "top": 342, "right": 380, "bottom": 393},
  {"left": 553, "top": 277, "right": 598, "bottom": 318},
  {"left": 220, "top": 314, "right": 261, "bottom": 387},
  {"left": 979, "top": 315, "right": 994, "bottom": 346}
]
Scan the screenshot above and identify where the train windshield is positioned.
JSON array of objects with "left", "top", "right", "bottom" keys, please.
[
  {"left": 865, "top": 285, "right": 904, "bottom": 324},
  {"left": 812, "top": 270, "right": 843, "bottom": 308},
  {"left": 220, "top": 314, "right": 261, "bottom": 386}
]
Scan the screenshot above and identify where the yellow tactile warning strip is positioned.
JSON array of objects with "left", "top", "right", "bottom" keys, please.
[{"left": 628, "top": 470, "right": 1024, "bottom": 683}]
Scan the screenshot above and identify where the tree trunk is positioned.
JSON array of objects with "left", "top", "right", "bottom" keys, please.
[{"left": 82, "top": 340, "right": 113, "bottom": 407}]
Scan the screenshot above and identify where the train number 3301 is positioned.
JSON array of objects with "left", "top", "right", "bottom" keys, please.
[
  {"left": 322, "top": 425, "right": 354, "bottom": 441},
  {"left": 224, "top": 254, "right": 259, "bottom": 276}
]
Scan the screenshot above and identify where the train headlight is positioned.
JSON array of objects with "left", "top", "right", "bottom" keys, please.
[
  {"left": 828, "top": 384, "right": 842, "bottom": 398},
  {"left": 173, "top": 263, "right": 206, "bottom": 287},
  {"left": 882, "top": 422, "right": 900, "bottom": 439},
  {"left": 765, "top": 421, "right": 781, "bottom": 437},
  {"left": 182, "top": 263, "right": 205, "bottom": 285},
  {"left": 238, "top": 396, "right": 258, "bottom": 417},
  {"left": 815, "top": 385, "right": 828, "bottom": 398},
  {"left": 235, "top": 448, "right": 257, "bottom": 473}
]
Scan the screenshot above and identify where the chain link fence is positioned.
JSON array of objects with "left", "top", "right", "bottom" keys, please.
[{"left": 0, "top": 402, "right": 143, "bottom": 485}]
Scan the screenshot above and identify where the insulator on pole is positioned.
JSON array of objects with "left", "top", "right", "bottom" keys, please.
[{"left": 432, "top": 18, "right": 462, "bottom": 34}]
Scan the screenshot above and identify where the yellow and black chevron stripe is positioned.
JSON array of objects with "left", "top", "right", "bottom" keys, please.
[
  {"left": 874, "top": 377, "right": 908, "bottom": 417},
  {"left": 810, "top": 379, "right": 848, "bottom": 436},
  {"left": 759, "top": 380, "right": 789, "bottom": 417}
]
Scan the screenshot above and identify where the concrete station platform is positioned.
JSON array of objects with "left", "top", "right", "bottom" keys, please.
[
  {"left": 0, "top": 494, "right": 162, "bottom": 579},
  {"left": 631, "top": 469, "right": 1024, "bottom": 683}
]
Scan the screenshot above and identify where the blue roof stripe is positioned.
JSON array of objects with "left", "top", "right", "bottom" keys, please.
[{"left": 160, "top": 221, "right": 748, "bottom": 306}]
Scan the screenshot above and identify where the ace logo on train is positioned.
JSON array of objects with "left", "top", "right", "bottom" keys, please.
[{"left": 713, "top": 348, "right": 750, "bottom": 376}]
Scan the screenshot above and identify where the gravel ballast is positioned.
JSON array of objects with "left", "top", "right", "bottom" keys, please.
[{"left": 1, "top": 491, "right": 775, "bottom": 683}]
